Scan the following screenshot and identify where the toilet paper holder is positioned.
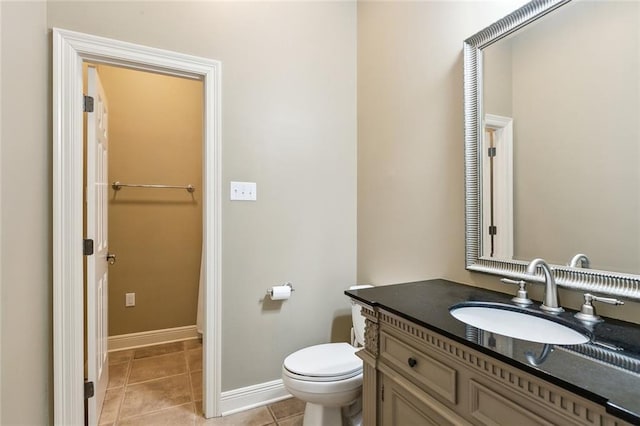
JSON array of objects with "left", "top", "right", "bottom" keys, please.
[{"left": 266, "top": 282, "right": 295, "bottom": 297}]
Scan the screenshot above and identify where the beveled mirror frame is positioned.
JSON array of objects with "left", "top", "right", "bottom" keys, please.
[{"left": 463, "top": 0, "right": 640, "bottom": 301}]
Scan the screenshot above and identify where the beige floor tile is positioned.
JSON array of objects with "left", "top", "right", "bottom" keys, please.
[
  {"left": 118, "top": 403, "right": 197, "bottom": 426},
  {"left": 268, "top": 398, "right": 306, "bottom": 420},
  {"left": 98, "top": 387, "right": 124, "bottom": 425},
  {"left": 107, "top": 362, "right": 129, "bottom": 389},
  {"left": 191, "top": 370, "right": 203, "bottom": 401},
  {"left": 134, "top": 341, "right": 185, "bottom": 359},
  {"left": 198, "top": 406, "right": 275, "bottom": 425},
  {"left": 186, "top": 348, "right": 203, "bottom": 372},
  {"left": 128, "top": 351, "right": 187, "bottom": 384},
  {"left": 109, "top": 349, "right": 133, "bottom": 365},
  {"left": 276, "top": 414, "right": 303, "bottom": 426},
  {"left": 184, "top": 338, "right": 203, "bottom": 350},
  {"left": 119, "top": 374, "right": 193, "bottom": 419}
]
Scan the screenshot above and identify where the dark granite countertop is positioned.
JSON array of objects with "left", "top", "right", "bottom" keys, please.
[{"left": 345, "top": 279, "right": 640, "bottom": 424}]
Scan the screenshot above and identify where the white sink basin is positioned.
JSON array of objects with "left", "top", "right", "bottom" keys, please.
[{"left": 450, "top": 302, "right": 591, "bottom": 345}]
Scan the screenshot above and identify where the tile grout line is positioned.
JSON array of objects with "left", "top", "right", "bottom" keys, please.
[
  {"left": 186, "top": 341, "right": 204, "bottom": 416},
  {"left": 266, "top": 405, "right": 278, "bottom": 424},
  {"left": 107, "top": 346, "right": 303, "bottom": 426},
  {"left": 116, "top": 375, "right": 195, "bottom": 421},
  {"left": 101, "top": 352, "right": 132, "bottom": 426},
  {"left": 117, "top": 342, "right": 201, "bottom": 424},
  {"left": 126, "top": 371, "right": 190, "bottom": 387},
  {"left": 115, "top": 352, "right": 134, "bottom": 425},
  {"left": 122, "top": 345, "right": 193, "bottom": 387},
  {"left": 117, "top": 402, "right": 197, "bottom": 424},
  {"left": 108, "top": 342, "right": 210, "bottom": 424},
  {"left": 183, "top": 341, "right": 199, "bottom": 421}
]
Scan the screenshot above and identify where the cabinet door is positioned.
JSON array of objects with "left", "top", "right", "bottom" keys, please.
[{"left": 380, "top": 373, "right": 470, "bottom": 426}]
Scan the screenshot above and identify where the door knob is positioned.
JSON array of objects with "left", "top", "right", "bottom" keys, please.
[{"left": 106, "top": 253, "right": 117, "bottom": 265}]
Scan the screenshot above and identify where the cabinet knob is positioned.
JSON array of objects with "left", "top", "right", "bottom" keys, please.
[{"left": 407, "top": 357, "right": 417, "bottom": 368}]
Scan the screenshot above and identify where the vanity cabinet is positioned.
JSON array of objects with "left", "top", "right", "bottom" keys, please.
[
  {"left": 358, "top": 305, "right": 630, "bottom": 426},
  {"left": 379, "top": 370, "right": 468, "bottom": 426}
]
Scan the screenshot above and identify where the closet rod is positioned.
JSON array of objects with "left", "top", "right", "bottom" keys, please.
[{"left": 111, "top": 181, "right": 195, "bottom": 193}]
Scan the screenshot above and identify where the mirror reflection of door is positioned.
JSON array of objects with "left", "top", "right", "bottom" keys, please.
[{"left": 482, "top": 114, "right": 514, "bottom": 259}]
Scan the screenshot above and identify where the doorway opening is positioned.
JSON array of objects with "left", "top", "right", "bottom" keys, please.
[
  {"left": 53, "top": 28, "right": 222, "bottom": 425},
  {"left": 83, "top": 63, "right": 205, "bottom": 423}
]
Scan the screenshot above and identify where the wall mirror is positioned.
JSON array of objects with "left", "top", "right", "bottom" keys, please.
[{"left": 464, "top": 0, "right": 640, "bottom": 300}]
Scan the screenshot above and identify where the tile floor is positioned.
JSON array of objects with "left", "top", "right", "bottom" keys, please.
[{"left": 100, "top": 340, "right": 304, "bottom": 425}]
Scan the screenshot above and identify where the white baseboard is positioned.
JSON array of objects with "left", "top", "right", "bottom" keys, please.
[
  {"left": 108, "top": 325, "right": 200, "bottom": 351},
  {"left": 220, "top": 379, "right": 292, "bottom": 416}
]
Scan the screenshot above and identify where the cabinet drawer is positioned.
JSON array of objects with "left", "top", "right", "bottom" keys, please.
[{"left": 379, "top": 330, "right": 457, "bottom": 404}]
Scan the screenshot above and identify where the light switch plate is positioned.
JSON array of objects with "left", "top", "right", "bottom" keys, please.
[{"left": 230, "top": 181, "right": 257, "bottom": 201}]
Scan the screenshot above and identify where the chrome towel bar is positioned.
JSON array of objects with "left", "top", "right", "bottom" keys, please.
[{"left": 111, "top": 181, "right": 195, "bottom": 193}]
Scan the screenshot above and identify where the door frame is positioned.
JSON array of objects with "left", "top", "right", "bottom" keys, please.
[
  {"left": 482, "top": 113, "right": 514, "bottom": 259},
  {"left": 52, "top": 28, "right": 222, "bottom": 424}
]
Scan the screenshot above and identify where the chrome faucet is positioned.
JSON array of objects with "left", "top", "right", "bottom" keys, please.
[
  {"left": 526, "top": 258, "right": 564, "bottom": 314},
  {"left": 568, "top": 253, "right": 590, "bottom": 269}
]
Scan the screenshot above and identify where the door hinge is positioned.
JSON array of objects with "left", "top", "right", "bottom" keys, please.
[
  {"left": 83, "top": 239, "right": 94, "bottom": 256},
  {"left": 381, "top": 384, "right": 384, "bottom": 402},
  {"left": 84, "top": 381, "right": 95, "bottom": 399},
  {"left": 489, "top": 225, "right": 497, "bottom": 236},
  {"left": 83, "top": 95, "right": 94, "bottom": 113},
  {"left": 488, "top": 147, "right": 497, "bottom": 157}
]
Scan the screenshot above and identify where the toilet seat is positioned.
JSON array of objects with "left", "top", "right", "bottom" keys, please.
[{"left": 283, "top": 343, "right": 362, "bottom": 382}]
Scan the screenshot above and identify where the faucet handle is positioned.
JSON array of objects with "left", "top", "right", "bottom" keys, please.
[
  {"left": 568, "top": 253, "right": 590, "bottom": 269},
  {"left": 500, "top": 278, "right": 533, "bottom": 306},
  {"left": 574, "top": 293, "right": 624, "bottom": 324}
]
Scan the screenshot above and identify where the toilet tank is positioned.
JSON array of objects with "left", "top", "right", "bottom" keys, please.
[{"left": 349, "top": 285, "right": 373, "bottom": 347}]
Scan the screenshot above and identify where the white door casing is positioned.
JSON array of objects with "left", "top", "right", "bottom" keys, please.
[
  {"left": 53, "top": 28, "right": 222, "bottom": 424},
  {"left": 86, "top": 66, "right": 110, "bottom": 424}
]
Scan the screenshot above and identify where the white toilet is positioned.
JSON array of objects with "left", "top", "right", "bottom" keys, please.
[{"left": 282, "top": 285, "right": 372, "bottom": 426}]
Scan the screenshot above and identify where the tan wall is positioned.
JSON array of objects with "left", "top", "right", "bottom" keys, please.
[
  {"left": 97, "top": 65, "right": 203, "bottom": 335},
  {"left": 0, "top": 2, "right": 51, "bottom": 424},
  {"left": 356, "top": 0, "right": 640, "bottom": 323}
]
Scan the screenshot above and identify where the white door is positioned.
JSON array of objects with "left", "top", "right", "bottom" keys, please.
[{"left": 86, "top": 65, "right": 110, "bottom": 425}]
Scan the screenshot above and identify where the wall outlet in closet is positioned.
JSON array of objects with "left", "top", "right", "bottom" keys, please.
[{"left": 125, "top": 292, "right": 136, "bottom": 307}]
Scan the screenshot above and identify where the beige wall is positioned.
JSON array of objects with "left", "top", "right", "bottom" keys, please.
[
  {"left": 483, "top": 39, "right": 513, "bottom": 118},
  {"left": 2, "top": 1, "right": 640, "bottom": 423},
  {"left": 357, "top": 0, "right": 524, "bottom": 286},
  {"left": 2, "top": 0, "right": 356, "bottom": 422},
  {"left": 47, "top": 0, "right": 357, "bottom": 392},
  {"left": 0, "top": 2, "right": 51, "bottom": 424},
  {"left": 98, "top": 65, "right": 203, "bottom": 335},
  {"left": 510, "top": 1, "right": 640, "bottom": 273}
]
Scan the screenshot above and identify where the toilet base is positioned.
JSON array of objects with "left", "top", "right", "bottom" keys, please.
[
  {"left": 302, "top": 400, "right": 362, "bottom": 426},
  {"left": 302, "top": 402, "right": 341, "bottom": 426}
]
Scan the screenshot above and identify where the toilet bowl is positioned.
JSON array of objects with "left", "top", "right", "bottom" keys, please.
[
  {"left": 282, "top": 285, "right": 372, "bottom": 426},
  {"left": 283, "top": 343, "right": 362, "bottom": 425}
]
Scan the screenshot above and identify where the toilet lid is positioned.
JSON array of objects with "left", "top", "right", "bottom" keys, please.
[{"left": 284, "top": 343, "right": 362, "bottom": 378}]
